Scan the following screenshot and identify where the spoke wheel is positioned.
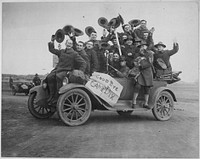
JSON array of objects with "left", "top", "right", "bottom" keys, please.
[
  {"left": 28, "top": 92, "right": 55, "bottom": 119},
  {"left": 57, "top": 89, "right": 91, "bottom": 126},
  {"left": 152, "top": 91, "right": 174, "bottom": 121},
  {"left": 117, "top": 110, "right": 133, "bottom": 116}
]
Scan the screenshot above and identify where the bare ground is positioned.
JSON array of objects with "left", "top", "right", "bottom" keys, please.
[{"left": 1, "top": 83, "right": 199, "bottom": 158}]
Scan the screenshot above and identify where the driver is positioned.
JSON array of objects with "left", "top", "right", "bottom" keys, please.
[{"left": 47, "top": 37, "right": 86, "bottom": 106}]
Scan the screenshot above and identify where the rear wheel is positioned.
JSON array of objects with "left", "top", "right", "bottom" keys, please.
[
  {"left": 28, "top": 92, "right": 55, "bottom": 119},
  {"left": 152, "top": 91, "right": 174, "bottom": 121},
  {"left": 57, "top": 89, "right": 92, "bottom": 126}
]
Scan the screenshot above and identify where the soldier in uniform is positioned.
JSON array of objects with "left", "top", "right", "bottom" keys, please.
[
  {"left": 32, "top": 73, "right": 41, "bottom": 86},
  {"left": 132, "top": 42, "right": 154, "bottom": 109},
  {"left": 47, "top": 38, "right": 86, "bottom": 106},
  {"left": 140, "top": 29, "right": 154, "bottom": 50},
  {"left": 134, "top": 20, "right": 148, "bottom": 39},
  {"left": 121, "top": 36, "right": 138, "bottom": 69},
  {"left": 109, "top": 36, "right": 120, "bottom": 55},
  {"left": 76, "top": 41, "right": 90, "bottom": 75},
  {"left": 153, "top": 41, "right": 179, "bottom": 77},
  {"left": 116, "top": 56, "right": 130, "bottom": 78},
  {"left": 85, "top": 41, "right": 99, "bottom": 75}
]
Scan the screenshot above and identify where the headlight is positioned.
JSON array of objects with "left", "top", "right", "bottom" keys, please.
[{"left": 63, "top": 77, "right": 69, "bottom": 86}]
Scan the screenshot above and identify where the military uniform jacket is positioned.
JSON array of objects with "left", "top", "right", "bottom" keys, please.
[
  {"left": 121, "top": 44, "right": 138, "bottom": 69},
  {"left": 136, "top": 50, "right": 154, "bottom": 87},
  {"left": 76, "top": 50, "right": 90, "bottom": 75},
  {"left": 85, "top": 48, "right": 99, "bottom": 75},
  {"left": 48, "top": 42, "right": 86, "bottom": 73},
  {"left": 153, "top": 43, "right": 179, "bottom": 71}
]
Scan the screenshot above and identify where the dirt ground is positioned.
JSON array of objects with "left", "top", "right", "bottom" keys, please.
[{"left": 1, "top": 82, "right": 199, "bottom": 158}]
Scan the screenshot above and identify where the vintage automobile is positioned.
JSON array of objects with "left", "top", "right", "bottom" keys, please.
[
  {"left": 28, "top": 70, "right": 181, "bottom": 126},
  {"left": 11, "top": 81, "right": 34, "bottom": 96}
]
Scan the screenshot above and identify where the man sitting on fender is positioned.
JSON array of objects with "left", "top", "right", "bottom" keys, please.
[
  {"left": 47, "top": 37, "right": 86, "bottom": 106},
  {"left": 153, "top": 41, "right": 179, "bottom": 77}
]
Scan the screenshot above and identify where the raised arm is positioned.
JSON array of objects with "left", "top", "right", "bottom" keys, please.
[
  {"left": 48, "top": 35, "right": 61, "bottom": 57},
  {"left": 167, "top": 42, "right": 179, "bottom": 56}
]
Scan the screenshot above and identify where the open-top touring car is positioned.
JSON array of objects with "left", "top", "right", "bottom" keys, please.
[{"left": 28, "top": 70, "right": 181, "bottom": 126}]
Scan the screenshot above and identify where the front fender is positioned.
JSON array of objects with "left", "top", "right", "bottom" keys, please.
[
  {"left": 59, "top": 83, "right": 112, "bottom": 110},
  {"left": 29, "top": 85, "right": 48, "bottom": 103},
  {"left": 149, "top": 86, "right": 177, "bottom": 108}
]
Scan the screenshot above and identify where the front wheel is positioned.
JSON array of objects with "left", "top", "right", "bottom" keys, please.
[
  {"left": 28, "top": 92, "right": 55, "bottom": 119},
  {"left": 57, "top": 89, "right": 92, "bottom": 126},
  {"left": 152, "top": 91, "right": 174, "bottom": 121}
]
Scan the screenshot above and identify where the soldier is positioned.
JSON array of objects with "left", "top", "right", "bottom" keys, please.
[
  {"left": 121, "top": 36, "right": 138, "bottom": 69},
  {"left": 109, "top": 36, "right": 120, "bottom": 55},
  {"left": 76, "top": 41, "right": 90, "bottom": 75},
  {"left": 108, "top": 52, "right": 121, "bottom": 76},
  {"left": 134, "top": 20, "right": 148, "bottom": 39},
  {"left": 116, "top": 56, "right": 130, "bottom": 78},
  {"left": 9, "top": 76, "right": 14, "bottom": 90},
  {"left": 132, "top": 42, "right": 154, "bottom": 109},
  {"left": 119, "top": 24, "right": 135, "bottom": 45},
  {"left": 140, "top": 29, "right": 154, "bottom": 50},
  {"left": 85, "top": 41, "right": 99, "bottom": 75},
  {"left": 153, "top": 41, "right": 179, "bottom": 77},
  {"left": 32, "top": 73, "right": 41, "bottom": 86},
  {"left": 47, "top": 38, "right": 86, "bottom": 106}
]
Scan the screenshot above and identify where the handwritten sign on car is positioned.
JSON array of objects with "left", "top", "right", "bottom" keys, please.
[{"left": 85, "top": 72, "right": 123, "bottom": 106}]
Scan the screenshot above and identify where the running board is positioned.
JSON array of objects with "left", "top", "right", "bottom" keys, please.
[{"left": 108, "top": 100, "right": 151, "bottom": 111}]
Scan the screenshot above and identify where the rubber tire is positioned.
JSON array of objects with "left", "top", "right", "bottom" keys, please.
[
  {"left": 152, "top": 91, "right": 174, "bottom": 121},
  {"left": 57, "top": 89, "right": 92, "bottom": 126},
  {"left": 28, "top": 92, "right": 55, "bottom": 119}
]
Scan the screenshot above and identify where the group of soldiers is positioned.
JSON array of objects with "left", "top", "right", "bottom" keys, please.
[{"left": 47, "top": 17, "right": 179, "bottom": 108}]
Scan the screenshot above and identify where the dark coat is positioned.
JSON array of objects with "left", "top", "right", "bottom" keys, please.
[
  {"left": 48, "top": 42, "right": 87, "bottom": 79},
  {"left": 76, "top": 50, "right": 90, "bottom": 75},
  {"left": 116, "top": 66, "right": 130, "bottom": 78},
  {"left": 97, "top": 49, "right": 107, "bottom": 73},
  {"left": 153, "top": 43, "right": 179, "bottom": 72},
  {"left": 85, "top": 48, "right": 99, "bottom": 75},
  {"left": 121, "top": 44, "right": 138, "bottom": 69},
  {"left": 33, "top": 76, "right": 41, "bottom": 86},
  {"left": 136, "top": 50, "right": 154, "bottom": 87}
]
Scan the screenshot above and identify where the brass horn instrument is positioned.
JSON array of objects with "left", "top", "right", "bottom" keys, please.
[
  {"left": 85, "top": 26, "right": 96, "bottom": 36},
  {"left": 98, "top": 17, "right": 108, "bottom": 29},
  {"left": 55, "top": 29, "right": 65, "bottom": 43},
  {"left": 128, "top": 19, "right": 141, "bottom": 27}
]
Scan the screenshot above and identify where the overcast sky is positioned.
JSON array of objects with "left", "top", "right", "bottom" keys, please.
[{"left": 2, "top": 1, "right": 199, "bottom": 82}]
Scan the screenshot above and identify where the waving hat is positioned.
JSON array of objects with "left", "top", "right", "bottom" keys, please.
[
  {"left": 85, "top": 26, "right": 96, "bottom": 37},
  {"left": 154, "top": 42, "right": 166, "bottom": 48},
  {"left": 128, "top": 19, "right": 141, "bottom": 27}
]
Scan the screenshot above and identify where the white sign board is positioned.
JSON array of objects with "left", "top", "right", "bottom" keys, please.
[{"left": 85, "top": 72, "right": 123, "bottom": 106}]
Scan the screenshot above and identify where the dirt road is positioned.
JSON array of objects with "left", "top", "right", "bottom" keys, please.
[{"left": 1, "top": 83, "right": 199, "bottom": 158}]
